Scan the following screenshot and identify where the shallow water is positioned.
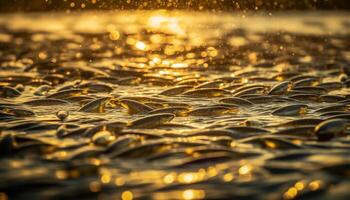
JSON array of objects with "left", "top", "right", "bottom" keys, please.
[{"left": 0, "top": 11, "right": 350, "bottom": 199}]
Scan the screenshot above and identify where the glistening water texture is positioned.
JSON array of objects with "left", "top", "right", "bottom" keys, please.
[{"left": 0, "top": 11, "right": 350, "bottom": 199}]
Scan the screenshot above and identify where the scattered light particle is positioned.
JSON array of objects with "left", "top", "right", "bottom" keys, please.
[
  {"left": 283, "top": 187, "right": 298, "bottom": 200},
  {"left": 150, "top": 34, "right": 163, "bottom": 43},
  {"left": 223, "top": 173, "right": 234, "bottom": 182},
  {"left": 115, "top": 178, "right": 125, "bottom": 186},
  {"left": 149, "top": 16, "right": 166, "bottom": 27},
  {"left": 38, "top": 52, "right": 48, "bottom": 60},
  {"left": 163, "top": 173, "right": 176, "bottom": 184},
  {"left": 75, "top": 52, "right": 82, "bottom": 58},
  {"left": 109, "top": 31, "right": 120, "bottom": 41},
  {"left": 238, "top": 164, "right": 252, "bottom": 175},
  {"left": 295, "top": 181, "right": 305, "bottom": 191},
  {"left": 152, "top": 57, "right": 161, "bottom": 64},
  {"left": 229, "top": 37, "right": 247, "bottom": 47},
  {"left": 101, "top": 174, "right": 111, "bottom": 184},
  {"left": 90, "top": 158, "right": 101, "bottom": 166},
  {"left": 171, "top": 63, "right": 188, "bottom": 69},
  {"left": 178, "top": 173, "right": 196, "bottom": 183},
  {"left": 135, "top": 41, "right": 147, "bottom": 51},
  {"left": 207, "top": 166, "right": 218, "bottom": 177},
  {"left": 182, "top": 189, "right": 205, "bottom": 200},
  {"left": 121, "top": 191, "right": 133, "bottom": 200},
  {"left": 309, "top": 180, "right": 322, "bottom": 191},
  {"left": 55, "top": 170, "right": 68, "bottom": 180},
  {"left": 265, "top": 140, "right": 277, "bottom": 149}
]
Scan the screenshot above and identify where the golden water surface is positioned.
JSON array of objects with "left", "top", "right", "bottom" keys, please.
[{"left": 0, "top": 11, "right": 350, "bottom": 199}]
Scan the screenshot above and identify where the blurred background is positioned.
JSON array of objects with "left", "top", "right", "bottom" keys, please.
[{"left": 1, "top": 0, "right": 349, "bottom": 12}]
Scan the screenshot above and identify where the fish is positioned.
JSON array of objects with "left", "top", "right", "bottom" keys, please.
[
  {"left": 218, "top": 97, "right": 253, "bottom": 106},
  {"left": 292, "top": 77, "right": 320, "bottom": 87},
  {"left": 78, "top": 82, "right": 113, "bottom": 93},
  {"left": 317, "top": 82, "right": 343, "bottom": 91},
  {"left": 289, "top": 75, "right": 319, "bottom": 82},
  {"left": 176, "top": 78, "right": 203, "bottom": 86},
  {"left": 115, "top": 76, "right": 142, "bottom": 85},
  {"left": 128, "top": 113, "right": 175, "bottom": 129},
  {"left": 78, "top": 97, "right": 111, "bottom": 113},
  {"left": 156, "top": 123, "right": 196, "bottom": 129},
  {"left": 320, "top": 95, "right": 346, "bottom": 103},
  {"left": 183, "top": 88, "right": 231, "bottom": 98},
  {"left": 289, "top": 93, "right": 319, "bottom": 102},
  {"left": 14, "top": 141, "right": 56, "bottom": 156},
  {"left": 34, "top": 85, "right": 51, "bottom": 96},
  {"left": 314, "top": 105, "right": 349, "bottom": 113},
  {"left": 14, "top": 84, "right": 24, "bottom": 92},
  {"left": 120, "top": 96, "right": 167, "bottom": 103},
  {"left": 92, "top": 76, "right": 120, "bottom": 84},
  {"left": 232, "top": 84, "right": 268, "bottom": 95},
  {"left": 188, "top": 106, "right": 237, "bottom": 116},
  {"left": 120, "top": 99, "right": 153, "bottom": 114},
  {"left": 278, "top": 118, "right": 324, "bottom": 127},
  {"left": 273, "top": 72, "right": 300, "bottom": 81},
  {"left": 233, "top": 87, "right": 267, "bottom": 97},
  {"left": 110, "top": 140, "right": 184, "bottom": 158},
  {"left": 195, "top": 80, "right": 224, "bottom": 89},
  {"left": 0, "top": 86, "right": 21, "bottom": 98},
  {"left": 291, "top": 86, "right": 327, "bottom": 95},
  {"left": 46, "top": 89, "right": 85, "bottom": 99},
  {"left": 23, "top": 98, "right": 70, "bottom": 106},
  {"left": 268, "top": 81, "right": 291, "bottom": 95},
  {"left": 240, "top": 136, "right": 302, "bottom": 149},
  {"left": 222, "top": 83, "right": 244, "bottom": 91},
  {"left": 246, "top": 96, "right": 275, "bottom": 104},
  {"left": 68, "top": 146, "right": 105, "bottom": 160},
  {"left": 162, "top": 102, "right": 191, "bottom": 108},
  {"left": 226, "top": 126, "right": 270, "bottom": 134},
  {"left": 0, "top": 107, "right": 35, "bottom": 117},
  {"left": 142, "top": 76, "right": 174, "bottom": 86},
  {"left": 273, "top": 126, "right": 315, "bottom": 138},
  {"left": 105, "top": 135, "right": 142, "bottom": 154},
  {"left": 325, "top": 114, "right": 350, "bottom": 120},
  {"left": 186, "top": 129, "right": 241, "bottom": 138},
  {"left": 65, "top": 96, "right": 95, "bottom": 102},
  {"left": 159, "top": 85, "right": 193, "bottom": 96},
  {"left": 314, "top": 119, "right": 348, "bottom": 141},
  {"left": 56, "top": 124, "right": 68, "bottom": 137},
  {"left": 147, "top": 106, "right": 189, "bottom": 116},
  {"left": 83, "top": 121, "right": 125, "bottom": 137},
  {"left": 272, "top": 104, "right": 308, "bottom": 116}
]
